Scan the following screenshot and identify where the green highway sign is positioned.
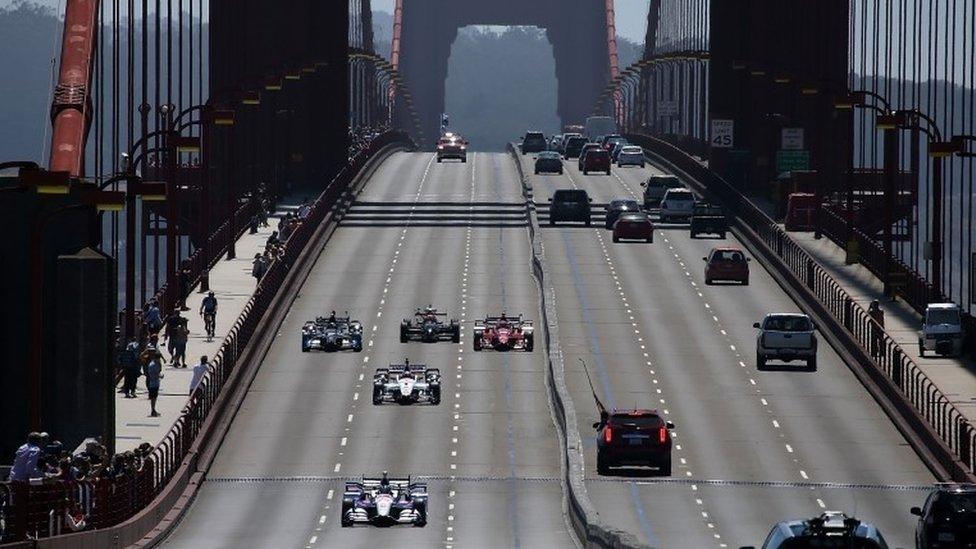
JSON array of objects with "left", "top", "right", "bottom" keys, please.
[{"left": 776, "top": 150, "right": 811, "bottom": 172}]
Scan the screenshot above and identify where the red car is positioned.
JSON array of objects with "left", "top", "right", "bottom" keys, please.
[
  {"left": 472, "top": 313, "right": 534, "bottom": 351},
  {"left": 580, "top": 149, "right": 611, "bottom": 175},
  {"left": 612, "top": 212, "right": 654, "bottom": 243},
  {"left": 595, "top": 409, "right": 674, "bottom": 476},
  {"left": 704, "top": 247, "right": 750, "bottom": 284}
]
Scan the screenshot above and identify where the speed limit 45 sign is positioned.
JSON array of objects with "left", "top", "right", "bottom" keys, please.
[{"left": 710, "top": 119, "right": 734, "bottom": 148}]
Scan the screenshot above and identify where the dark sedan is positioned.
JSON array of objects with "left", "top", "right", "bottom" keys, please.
[
  {"left": 534, "top": 151, "right": 564, "bottom": 175},
  {"left": 604, "top": 199, "right": 642, "bottom": 229}
]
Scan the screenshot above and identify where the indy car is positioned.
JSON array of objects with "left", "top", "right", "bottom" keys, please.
[
  {"left": 301, "top": 312, "right": 363, "bottom": 352},
  {"left": 400, "top": 306, "right": 460, "bottom": 343},
  {"left": 373, "top": 359, "right": 441, "bottom": 405},
  {"left": 473, "top": 313, "right": 534, "bottom": 351},
  {"left": 341, "top": 472, "right": 428, "bottom": 527}
]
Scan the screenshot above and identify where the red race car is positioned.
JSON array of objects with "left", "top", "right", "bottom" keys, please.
[
  {"left": 703, "top": 247, "right": 750, "bottom": 284},
  {"left": 612, "top": 212, "right": 654, "bottom": 243},
  {"left": 472, "top": 313, "right": 534, "bottom": 351}
]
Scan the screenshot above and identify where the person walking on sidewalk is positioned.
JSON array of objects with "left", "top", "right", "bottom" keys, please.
[
  {"left": 119, "top": 337, "right": 141, "bottom": 398},
  {"left": 171, "top": 320, "right": 189, "bottom": 368},
  {"left": 252, "top": 253, "right": 268, "bottom": 282},
  {"left": 162, "top": 310, "right": 184, "bottom": 365},
  {"left": 146, "top": 354, "right": 164, "bottom": 417},
  {"left": 144, "top": 299, "right": 163, "bottom": 335},
  {"left": 200, "top": 291, "right": 218, "bottom": 340},
  {"left": 189, "top": 355, "right": 209, "bottom": 393},
  {"left": 868, "top": 300, "right": 886, "bottom": 359}
]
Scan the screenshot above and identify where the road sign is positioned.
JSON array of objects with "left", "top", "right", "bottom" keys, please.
[
  {"left": 710, "top": 119, "right": 734, "bottom": 148},
  {"left": 781, "top": 128, "right": 805, "bottom": 150},
  {"left": 775, "top": 150, "right": 810, "bottom": 172},
  {"left": 657, "top": 101, "right": 679, "bottom": 117}
]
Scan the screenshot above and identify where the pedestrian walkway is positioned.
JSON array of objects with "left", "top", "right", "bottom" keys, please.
[
  {"left": 115, "top": 197, "right": 307, "bottom": 452},
  {"left": 787, "top": 229, "right": 976, "bottom": 420}
]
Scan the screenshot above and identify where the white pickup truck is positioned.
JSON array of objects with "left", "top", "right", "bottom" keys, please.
[
  {"left": 919, "top": 303, "right": 964, "bottom": 357},
  {"left": 754, "top": 313, "right": 818, "bottom": 371}
]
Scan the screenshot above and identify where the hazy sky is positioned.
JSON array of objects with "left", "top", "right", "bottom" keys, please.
[{"left": 2, "top": 0, "right": 652, "bottom": 42}]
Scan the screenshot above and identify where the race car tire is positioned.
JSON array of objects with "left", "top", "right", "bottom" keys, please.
[
  {"left": 583, "top": 169, "right": 588, "bottom": 175},
  {"left": 704, "top": 278, "right": 713, "bottom": 285},
  {"left": 372, "top": 386, "right": 383, "bottom": 405},
  {"left": 742, "top": 276, "right": 749, "bottom": 286},
  {"left": 354, "top": 342, "right": 363, "bottom": 352},
  {"left": 690, "top": 231, "right": 697, "bottom": 239},
  {"left": 452, "top": 325, "right": 461, "bottom": 344},
  {"left": 647, "top": 236, "right": 653, "bottom": 244},
  {"left": 585, "top": 219, "right": 591, "bottom": 227},
  {"left": 605, "top": 170, "right": 611, "bottom": 175},
  {"left": 807, "top": 357, "right": 818, "bottom": 371},
  {"left": 301, "top": 343, "right": 309, "bottom": 353},
  {"left": 756, "top": 353, "right": 766, "bottom": 370},
  {"left": 461, "top": 157, "right": 467, "bottom": 163},
  {"left": 473, "top": 335, "right": 482, "bottom": 351},
  {"left": 612, "top": 235, "right": 619, "bottom": 243},
  {"left": 431, "top": 386, "right": 441, "bottom": 405},
  {"left": 640, "top": 163, "right": 645, "bottom": 168},
  {"left": 437, "top": 158, "right": 442, "bottom": 163},
  {"left": 524, "top": 334, "right": 534, "bottom": 352},
  {"left": 596, "top": 453, "right": 610, "bottom": 475},
  {"left": 534, "top": 169, "right": 539, "bottom": 175},
  {"left": 414, "top": 503, "right": 428, "bottom": 527},
  {"left": 659, "top": 456, "right": 672, "bottom": 477},
  {"left": 341, "top": 503, "right": 353, "bottom": 527},
  {"left": 400, "top": 322, "right": 409, "bottom": 343},
  {"left": 549, "top": 218, "right": 555, "bottom": 225},
  {"left": 918, "top": 340, "right": 925, "bottom": 357},
  {"left": 558, "top": 169, "right": 563, "bottom": 175}
]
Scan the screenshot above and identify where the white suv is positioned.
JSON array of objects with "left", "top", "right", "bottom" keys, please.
[
  {"left": 659, "top": 188, "right": 696, "bottom": 223},
  {"left": 919, "top": 303, "right": 964, "bottom": 357}
]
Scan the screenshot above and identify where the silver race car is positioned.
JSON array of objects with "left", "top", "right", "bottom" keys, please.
[
  {"left": 373, "top": 359, "right": 441, "bottom": 405},
  {"left": 301, "top": 311, "right": 363, "bottom": 352},
  {"left": 341, "top": 472, "right": 428, "bottom": 527}
]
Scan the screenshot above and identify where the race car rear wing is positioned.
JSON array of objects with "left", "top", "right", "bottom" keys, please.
[
  {"left": 346, "top": 477, "right": 428, "bottom": 495},
  {"left": 386, "top": 363, "right": 430, "bottom": 374}
]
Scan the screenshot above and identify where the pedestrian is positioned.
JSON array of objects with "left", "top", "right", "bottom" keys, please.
[
  {"left": 868, "top": 299, "right": 885, "bottom": 359},
  {"left": 297, "top": 198, "right": 311, "bottom": 219},
  {"left": 144, "top": 299, "right": 163, "bottom": 334},
  {"left": 178, "top": 260, "right": 192, "bottom": 311},
  {"left": 252, "top": 253, "right": 267, "bottom": 282},
  {"left": 120, "top": 337, "right": 141, "bottom": 398},
  {"left": 146, "top": 353, "right": 164, "bottom": 417},
  {"left": 189, "top": 355, "right": 209, "bottom": 393},
  {"left": 162, "top": 310, "right": 184, "bottom": 365},
  {"left": 8, "top": 432, "right": 43, "bottom": 481},
  {"left": 140, "top": 336, "right": 163, "bottom": 391},
  {"left": 171, "top": 320, "right": 189, "bottom": 368}
]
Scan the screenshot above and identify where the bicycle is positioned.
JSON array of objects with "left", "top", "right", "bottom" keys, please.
[{"left": 203, "top": 312, "right": 216, "bottom": 341}]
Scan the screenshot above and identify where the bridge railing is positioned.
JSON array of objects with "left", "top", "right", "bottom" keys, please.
[
  {"left": 0, "top": 131, "right": 414, "bottom": 544},
  {"left": 627, "top": 133, "right": 976, "bottom": 480}
]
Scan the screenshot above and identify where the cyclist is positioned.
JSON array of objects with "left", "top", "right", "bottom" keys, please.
[{"left": 200, "top": 291, "right": 218, "bottom": 339}]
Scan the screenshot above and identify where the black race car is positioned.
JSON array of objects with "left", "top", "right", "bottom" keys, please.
[
  {"left": 301, "top": 311, "right": 363, "bottom": 352},
  {"left": 341, "top": 472, "right": 428, "bottom": 527},
  {"left": 400, "top": 306, "right": 460, "bottom": 343}
]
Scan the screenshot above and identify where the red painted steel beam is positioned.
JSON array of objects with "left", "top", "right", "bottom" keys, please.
[
  {"left": 391, "top": 0, "right": 403, "bottom": 71},
  {"left": 49, "top": 0, "right": 99, "bottom": 177},
  {"left": 605, "top": 0, "right": 622, "bottom": 125}
]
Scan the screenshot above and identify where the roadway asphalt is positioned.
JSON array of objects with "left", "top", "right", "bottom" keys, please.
[
  {"left": 162, "top": 152, "right": 574, "bottom": 549},
  {"left": 524, "top": 152, "right": 935, "bottom": 548}
]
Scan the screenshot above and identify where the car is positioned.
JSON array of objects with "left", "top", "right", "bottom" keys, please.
[
  {"left": 911, "top": 484, "right": 976, "bottom": 548},
  {"left": 548, "top": 189, "right": 592, "bottom": 225},
  {"left": 604, "top": 198, "right": 642, "bottom": 229},
  {"left": 747, "top": 512, "right": 889, "bottom": 549},
  {"left": 549, "top": 134, "right": 564, "bottom": 151},
  {"left": 436, "top": 134, "right": 467, "bottom": 163},
  {"left": 563, "top": 136, "right": 587, "bottom": 159},
  {"left": 521, "top": 131, "right": 547, "bottom": 154},
  {"left": 616, "top": 145, "right": 645, "bottom": 167},
  {"left": 594, "top": 409, "right": 673, "bottom": 476},
  {"left": 341, "top": 472, "right": 428, "bottom": 527},
  {"left": 473, "top": 313, "right": 534, "bottom": 351},
  {"left": 603, "top": 136, "right": 626, "bottom": 155},
  {"left": 560, "top": 132, "right": 582, "bottom": 153},
  {"left": 580, "top": 149, "right": 611, "bottom": 175},
  {"left": 689, "top": 202, "right": 728, "bottom": 238},
  {"left": 301, "top": 312, "right": 363, "bottom": 352},
  {"left": 610, "top": 140, "right": 628, "bottom": 162},
  {"left": 754, "top": 313, "right": 818, "bottom": 370},
  {"left": 919, "top": 303, "right": 964, "bottom": 357},
  {"left": 577, "top": 143, "right": 604, "bottom": 170},
  {"left": 400, "top": 306, "right": 460, "bottom": 343},
  {"left": 534, "top": 151, "right": 564, "bottom": 175},
  {"left": 612, "top": 212, "right": 654, "bottom": 243},
  {"left": 784, "top": 192, "right": 817, "bottom": 231},
  {"left": 704, "top": 247, "right": 750, "bottom": 285},
  {"left": 372, "top": 359, "right": 441, "bottom": 405},
  {"left": 640, "top": 174, "right": 683, "bottom": 208},
  {"left": 659, "top": 188, "right": 696, "bottom": 223}
]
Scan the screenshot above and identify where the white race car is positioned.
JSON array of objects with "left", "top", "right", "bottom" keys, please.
[{"left": 372, "top": 359, "right": 441, "bottom": 405}]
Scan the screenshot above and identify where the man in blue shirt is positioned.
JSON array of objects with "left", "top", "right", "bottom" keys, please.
[{"left": 8, "top": 432, "right": 43, "bottom": 481}]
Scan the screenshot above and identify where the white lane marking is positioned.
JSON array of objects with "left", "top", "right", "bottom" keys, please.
[{"left": 333, "top": 463, "right": 341, "bottom": 473}]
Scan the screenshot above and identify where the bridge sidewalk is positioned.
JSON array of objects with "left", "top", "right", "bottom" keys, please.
[
  {"left": 114, "top": 197, "right": 306, "bottom": 452},
  {"left": 787, "top": 229, "right": 976, "bottom": 421}
]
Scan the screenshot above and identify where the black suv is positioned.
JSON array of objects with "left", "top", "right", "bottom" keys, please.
[
  {"left": 521, "top": 131, "right": 547, "bottom": 154},
  {"left": 912, "top": 485, "right": 976, "bottom": 548},
  {"left": 594, "top": 409, "right": 673, "bottom": 476},
  {"left": 548, "top": 189, "right": 592, "bottom": 226}
]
